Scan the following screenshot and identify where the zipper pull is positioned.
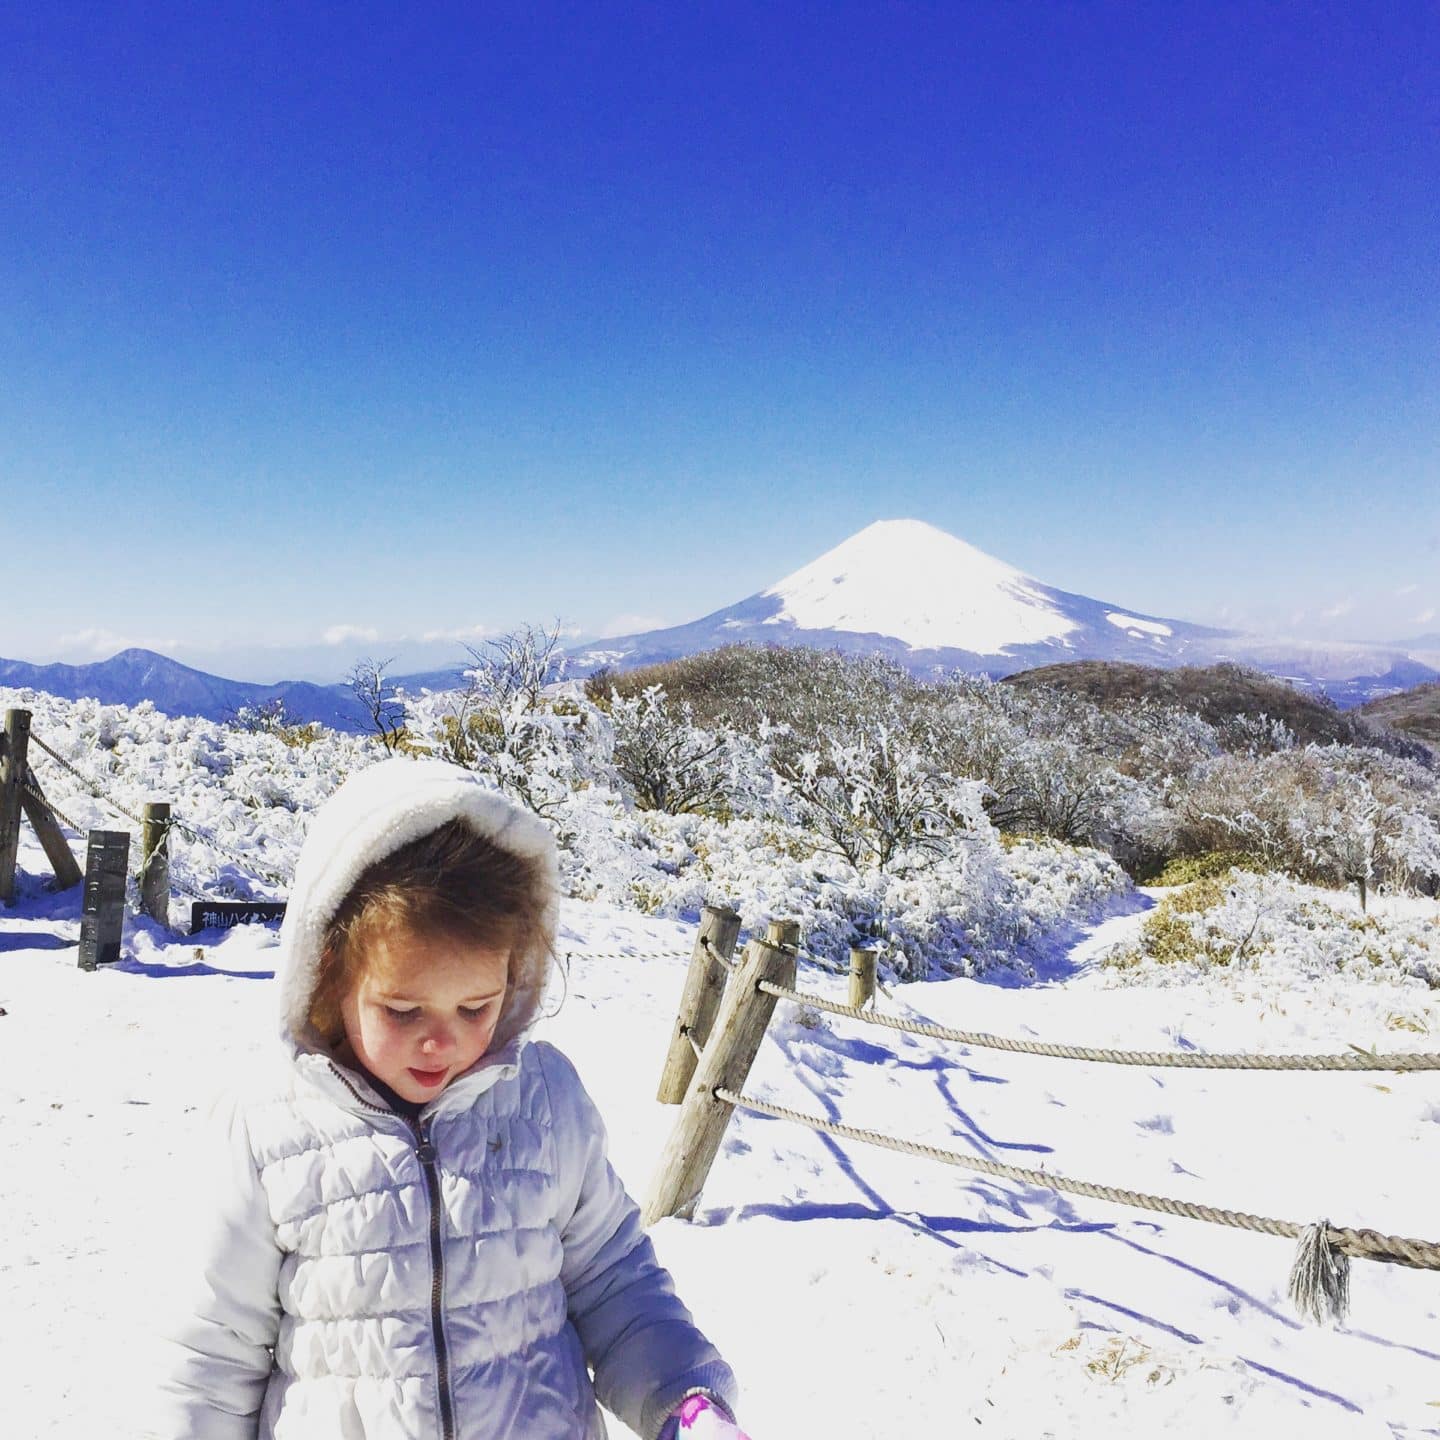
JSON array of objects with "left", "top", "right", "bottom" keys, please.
[{"left": 415, "top": 1123, "right": 436, "bottom": 1165}]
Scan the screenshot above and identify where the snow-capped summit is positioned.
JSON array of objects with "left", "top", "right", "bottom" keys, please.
[
  {"left": 763, "top": 519, "right": 1079, "bottom": 654},
  {"left": 571, "top": 518, "right": 1228, "bottom": 677}
]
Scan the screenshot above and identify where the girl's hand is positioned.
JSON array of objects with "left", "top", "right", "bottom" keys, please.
[{"left": 659, "top": 1392, "right": 752, "bottom": 1439}]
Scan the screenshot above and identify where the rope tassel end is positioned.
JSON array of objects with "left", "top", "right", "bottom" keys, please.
[{"left": 1288, "top": 1220, "right": 1350, "bottom": 1325}]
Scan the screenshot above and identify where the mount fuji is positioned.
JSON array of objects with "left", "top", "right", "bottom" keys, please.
[
  {"left": 572, "top": 519, "right": 1232, "bottom": 678},
  {"left": 5, "top": 522, "right": 1435, "bottom": 721}
]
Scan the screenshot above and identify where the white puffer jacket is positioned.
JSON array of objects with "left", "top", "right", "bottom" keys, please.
[{"left": 150, "top": 760, "right": 736, "bottom": 1440}]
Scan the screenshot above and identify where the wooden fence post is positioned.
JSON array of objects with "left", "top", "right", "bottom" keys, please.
[
  {"left": 849, "top": 947, "right": 877, "bottom": 1009},
  {"left": 0, "top": 709, "right": 31, "bottom": 905},
  {"left": 656, "top": 903, "right": 742, "bottom": 1104},
  {"left": 643, "top": 926, "right": 797, "bottom": 1225},
  {"left": 766, "top": 918, "right": 800, "bottom": 952},
  {"left": 140, "top": 802, "right": 171, "bottom": 926},
  {"left": 19, "top": 767, "right": 83, "bottom": 890}
]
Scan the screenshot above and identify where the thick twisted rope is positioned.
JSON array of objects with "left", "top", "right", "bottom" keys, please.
[
  {"left": 759, "top": 980, "right": 1440, "bottom": 1073},
  {"left": 715, "top": 1087, "right": 1440, "bottom": 1270}
]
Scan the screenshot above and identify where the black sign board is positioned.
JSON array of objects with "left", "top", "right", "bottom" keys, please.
[
  {"left": 190, "top": 900, "right": 288, "bottom": 935},
  {"left": 78, "top": 830, "right": 130, "bottom": 970}
]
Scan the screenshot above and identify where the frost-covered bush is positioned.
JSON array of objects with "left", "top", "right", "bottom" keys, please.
[
  {"left": 602, "top": 809, "right": 1128, "bottom": 979},
  {"left": 928, "top": 677, "right": 1163, "bottom": 859},
  {"left": 1169, "top": 745, "right": 1440, "bottom": 894},
  {"left": 773, "top": 718, "right": 990, "bottom": 874},
  {"left": 3, "top": 687, "right": 369, "bottom": 900},
  {"left": 588, "top": 649, "right": 1440, "bottom": 894},
  {"left": 606, "top": 686, "right": 772, "bottom": 817},
  {"left": 592, "top": 644, "right": 910, "bottom": 755},
  {"left": 404, "top": 626, "right": 611, "bottom": 820},
  {"left": 226, "top": 697, "right": 321, "bottom": 747},
  {"left": 1103, "top": 870, "right": 1440, "bottom": 990},
  {"left": 8, "top": 682, "right": 1129, "bottom": 978}
]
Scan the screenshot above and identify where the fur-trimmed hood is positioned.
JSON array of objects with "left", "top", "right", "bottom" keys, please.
[{"left": 276, "top": 757, "right": 559, "bottom": 1057}]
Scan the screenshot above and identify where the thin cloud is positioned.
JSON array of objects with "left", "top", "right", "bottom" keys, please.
[
  {"left": 595, "top": 613, "right": 668, "bottom": 639},
  {"left": 419, "top": 623, "right": 499, "bottom": 644},
  {"left": 1318, "top": 599, "right": 1353, "bottom": 622},
  {"left": 1416, "top": 607, "right": 1437, "bottom": 626},
  {"left": 321, "top": 624, "right": 381, "bottom": 646},
  {"left": 1395, "top": 583, "right": 1420, "bottom": 597},
  {"left": 57, "top": 627, "right": 179, "bottom": 656}
]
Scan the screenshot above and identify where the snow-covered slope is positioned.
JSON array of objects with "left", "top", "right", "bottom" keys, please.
[
  {"left": 4, "top": 862, "right": 1438, "bottom": 1439},
  {"left": 762, "top": 519, "right": 1080, "bottom": 653},
  {"left": 3, "top": 696, "right": 1438, "bottom": 1436},
  {"left": 572, "top": 518, "right": 1230, "bottom": 677}
]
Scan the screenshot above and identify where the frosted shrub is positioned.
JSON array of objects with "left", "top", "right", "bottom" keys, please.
[
  {"left": 227, "top": 697, "right": 319, "bottom": 746},
  {"left": 931, "top": 678, "right": 1153, "bottom": 852},
  {"left": 594, "top": 807, "right": 1127, "bottom": 980},
  {"left": 3, "top": 686, "right": 368, "bottom": 899},
  {"left": 775, "top": 720, "right": 990, "bottom": 873},
  {"left": 1172, "top": 745, "right": 1440, "bottom": 894},
  {"left": 1103, "top": 870, "right": 1440, "bottom": 989},
  {"left": 548, "top": 786, "right": 671, "bottom": 909},
  {"left": 6, "top": 677, "right": 1137, "bottom": 978},
  {"left": 404, "top": 626, "right": 612, "bottom": 821},
  {"left": 608, "top": 686, "right": 770, "bottom": 817},
  {"left": 930, "top": 676, "right": 1032, "bottom": 829}
]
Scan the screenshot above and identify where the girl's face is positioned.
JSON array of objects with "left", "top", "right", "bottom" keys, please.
[{"left": 340, "top": 926, "right": 510, "bottom": 1104}]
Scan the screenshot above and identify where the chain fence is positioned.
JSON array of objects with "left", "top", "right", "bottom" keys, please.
[
  {"left": 21, "top": 778, "right": 88, "bottom": 837},
  {"left": 27, "top": 730, "right": 290, "bottom": 890}
]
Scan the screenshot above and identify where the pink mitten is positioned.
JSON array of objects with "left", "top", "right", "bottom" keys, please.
[{"left": 663, "top": 1393, "right": 751, "bottom": 1440}]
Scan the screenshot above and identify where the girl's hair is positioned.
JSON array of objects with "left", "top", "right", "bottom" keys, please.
[{"left": 308, "top": 818, "right": 552, "bottom": 1049}]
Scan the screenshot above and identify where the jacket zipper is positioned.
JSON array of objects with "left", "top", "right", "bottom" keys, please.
[
  {"left": 328, "top": 1064, "right": 457, "bottom": 1440},
  {"left": 414, "top": 1117, "right": 457, "bottom": 1440}
]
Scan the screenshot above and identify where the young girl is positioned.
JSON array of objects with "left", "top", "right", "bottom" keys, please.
[{"left": 152, "top": 758, "right": 749, "bottom": 1440}]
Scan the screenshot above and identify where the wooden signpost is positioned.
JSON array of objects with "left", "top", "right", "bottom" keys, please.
[
  {"left": 78, "top": 831, "right": 130, "bottom": 970},
  {"left": 189, "top": 900, "right": 287, "bottom": 934}
]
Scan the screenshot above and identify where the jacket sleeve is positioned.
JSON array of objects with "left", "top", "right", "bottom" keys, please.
[
  {"left": 145, "top": 1091, "right": 284, "bottom": 1439},
  {"left": 538, "top": 1044, "right": 739, "bottom": 1440}
]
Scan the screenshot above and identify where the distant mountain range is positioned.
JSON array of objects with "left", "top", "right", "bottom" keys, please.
[
  {"left": 3, "top": 519, "right": 1436, "bottom": 725},
  {"left": 0, "top": 650, "right": 467, "bottom": 732}
]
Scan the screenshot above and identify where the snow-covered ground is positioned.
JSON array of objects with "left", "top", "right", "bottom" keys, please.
[{"left": 4, "top": 822, "right": 1439, "bottom": 1439}]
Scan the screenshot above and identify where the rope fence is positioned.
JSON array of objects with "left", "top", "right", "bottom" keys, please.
[
  {"left": 28, "top": 731, "right": 153, "bottom": 831},
  {"left": 20, "top": 768, "right": 209, "bottom": 900},
  {"left": 758, "top": 979, "right": 1440, "bottom": 1073},
  {"left": 3, "top": 710, "right": 291, "bottom": 933},
  {"left": 713, "top": 1087, "right": 1440, "bottom": 1272},
  {"left": 566, "top": 938, "right": 1440, "bottom": 1075},
  {"left": 645, "top": 908, "right": 1440, "bottom": 1325}
]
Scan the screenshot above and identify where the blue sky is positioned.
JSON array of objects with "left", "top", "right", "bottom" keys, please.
[{"left": 3, "top": 3, "right": 1436, "bottom": 681}]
